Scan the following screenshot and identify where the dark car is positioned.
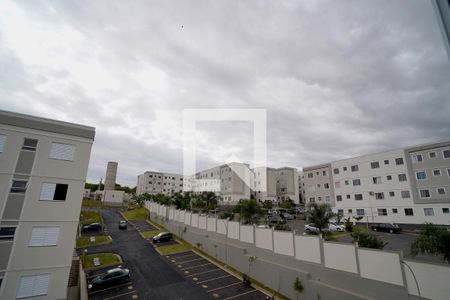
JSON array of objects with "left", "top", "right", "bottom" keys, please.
[
  {"left": 118, "top": 220, "right": 127, "bottom": 229},
  {"left": 152, "top": 232, "right": 173, "bottom": 243},
  {"left": 88, "top": 267, "right": 130, "bottom": 290},
  {"left": 371, "top": 223, "right": 401, "bottom": 233},
  {"left": 267, "top": 214, "right": 286, "bottom": 224},
  {"left": 81, "top": 223, "right": 102, "bottom": 232}
]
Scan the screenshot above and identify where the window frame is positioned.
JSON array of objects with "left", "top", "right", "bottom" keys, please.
[
  {"left": 370, "top": 161, "right": 380, "bottom": 169},
  {"left": 415, "top": 171, "right": 427, "bottom": 181},
  {"left": 419, "top": 189, "right": 431, "bottom": 199},
  {"left": 48, "top": 142, "right": 76, "bottom": 161},
  {"left": 428, "top": 151, "right": 436, "bottom": 159},
  {"left": 404, "top": 208, "right": 414, "bottom": 216},
  {"left": 437, "top": 187, "right": 446, "bottom": 195},
  {"left": 377, "top": 208, "right": 387, "bottom": 216},
  {"left": 423, "top": 208, "right": 435, "bottom": 216},
  {"left": 29, "top": 226, "right": 60, "bottom": 247},
  {"left": 443, "top": 149, "right": 450, "bottom": 159},
  {"left": 432, "top": 169, "right": 442, "bottom": 177}
]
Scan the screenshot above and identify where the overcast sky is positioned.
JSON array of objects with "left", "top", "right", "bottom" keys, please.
[{"left": 1, "top": 0, "right": 449, "bottom": 187}]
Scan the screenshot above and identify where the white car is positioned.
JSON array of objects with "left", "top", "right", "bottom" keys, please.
[
  {"left": 328, "top": 222, "right": 345, "bottom": 232},
  {"left": 304, "top": 223, "right": 320, "bottom": 233}
]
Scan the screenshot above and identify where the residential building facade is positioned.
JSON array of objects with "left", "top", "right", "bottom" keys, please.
[
  {"left": 0, "top": 110, "right": 95, "bottom": 299},
  {"left": 303, "top": 141, "right": 450, "bottom": 225},
  {"left": 136, "top": 171, "right": 184, "bottom": 196}
]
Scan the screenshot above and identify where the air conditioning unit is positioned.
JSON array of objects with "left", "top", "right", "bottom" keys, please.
[{"left": 369, "top": 191, "right": 374, "bottom": 196}]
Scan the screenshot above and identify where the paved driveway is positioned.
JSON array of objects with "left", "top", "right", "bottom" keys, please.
[{"left": 85, "top": 209, "right": 212, "bottom": 300}]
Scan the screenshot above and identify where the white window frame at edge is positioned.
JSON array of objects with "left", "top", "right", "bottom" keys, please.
[
  {"left": 419, "top": 189, "right": 431, "bottom": 199},
  {"left": 415, "top": 170, "right": 427, "bottom": 181},
  {"left": 424, "top": 208, "right": 435, "bottom": 217},
  {"left": 412, "top": 154, "right": 423, "bottom": 163},
  {"left": 16, "top": 273, "right": 51, "bottom": 299},
  {"left": 443, "top": 149, "right": 450, "bottom": 159},
  {"left": 432, "top": 169, "right": 442, "bottom": 177},
  {"left": 29, "top": 226, "right": 60, "bottom": 247}
]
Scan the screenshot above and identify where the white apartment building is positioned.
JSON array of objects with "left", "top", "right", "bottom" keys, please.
[
  {"left": 0, "top": 110, "right": 95, "bottom": 299},
  {"left": 303, "top": 140, "right": 450, "bottom": 226},
  {"left": 136, "top": 171, "right": 184, "bottom": 196}
]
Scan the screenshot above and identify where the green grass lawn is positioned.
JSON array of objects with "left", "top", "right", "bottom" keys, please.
[
  {"left": 141, "top": 230, "right": 161, "bottom": 239},
  {"left": 123, "top": 207, "right": 149, "bottom": 220},
  {"left": 82, "top": 253, "right": 121, "bottom": 270},
  {"left": 158, "top": 243, "right": 192, "bottom": 255},
  {"left": 79, "top": 210, "right": 102, "bottom": 225},
  {"left": 76, "top": 236, "right": 112, "bottom": 248}
]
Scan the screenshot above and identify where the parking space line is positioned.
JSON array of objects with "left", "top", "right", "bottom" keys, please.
[
  {"left": 88, "top": 282, "right": 132, "bottom": 295},
  {"left": 166, "top": 252, "right": 194, "bottom": 259},
  {"left": 206, "top": 282, "right": 241, "bottom": 293},
  {"left": 188, "top": 268, "right": 220, "bottom": 277},
  {"left": 169, "top": 253, "right": 197, "bottom": 260},
  {"left": 102, "top": 290, "right": 137, "bottom": 300},
  {"left": 223, "top": 289, "right": 258, "bottom": 300},
  {"left": 175, "top": 257, "right": 205, "bottom": 264},
  {"left": 196, "top": 274, "right": 232, "bottom": 284},
  {"left": 180, "top": 263, "right": 212, "bottom": 271}
]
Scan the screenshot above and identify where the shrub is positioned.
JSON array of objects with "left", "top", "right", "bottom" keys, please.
[{"left": 351, "top": 229, "right": 387, "bottom": 249}]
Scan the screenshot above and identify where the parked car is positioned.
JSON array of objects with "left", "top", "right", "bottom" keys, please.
[
  {"left": 371, "top": 223, "right": 401, "bottom": 233},
  {"left": 88, "top": 267, "right": 130, "bottom": 290},
  {"left": 328, "top": 222, "right": 345, "bottom": 232},
  {"left": 268, "top": 214, "right": 286, "bottom": 224},
  {"left": 304, "top": 223, "right": 319, "bottom": 233},
  {"left": 152, "top": 232, "right": 173, "bottom": 243},
  {"left": 118, "top": 220, "right": 127, "bottom": 229},
  {"left": 281, "top": 212, "right": 295, "bottom": 220},
  {"left": 295, "top": 207, "right": 306, "bottom": 214},
  {"left": 81, "top": 223, "right": 102, "bottom": 232}
]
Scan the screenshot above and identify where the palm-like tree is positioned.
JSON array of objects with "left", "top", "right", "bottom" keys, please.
[
  {"left": 306, "top": 203, "right": 334, "bottom": 234},
  {"left": 411, "top": 223, "right": 450, "bottom": 263}
]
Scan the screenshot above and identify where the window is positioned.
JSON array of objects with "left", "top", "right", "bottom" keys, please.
[
  {"left": 333, "top": 168, "right": 339, "bottom": 174},
  {"left": 389, "top": 191, "right": 395, "bottom": 197},
  {"left": 307, "top": 173, "right": 313, "bottom": 178},
  {"left": 324, "top": 183, "right": 329, "bottom": 189},
  {"left": 49, "top": 143, "right": 75, "bottom": 161},
  {"left": 404, "top": 208, "right": 414, "bottom": 216},
  {"left": 343, "top": 167, "right": 347, "bottom": 171},
  {"left": 0, "top": 227, "right": 16, "bottom": 240},
  {"left": 412, "top": 154, "right": 423, "bottom": 163},
  {"left": 322, "top": 170, "right": 327, "bottom": 176},
  {"left": 353, "top": 179, "right": 361, "bottom": 186},
  {"left": 317, "top": 184, "right": 321, "bottom": 188},
  {"left": 443, "top": 149, "right": 450, "bottom": 158},
  {"left": 345, "top": 180, "right": 349, "bottom": 186},
  {"left": 316, "top": 171, "right": 319, "bottom": 175},
  {"left": 309, "top": 197, "right": 315, "bottom": 202},
  {"left": 395, "top": 158, "right": 404, "bottom": 165},
  {"left": 416, "top": 171, "right": 427, "bottom": 180},
  {"left": 29, "top": 227, "right": 60, "bottom": 246},
  {"left": 428, "top": 152, "right": 436, "bottom": 159},
  {"left": 22, "top": 138, "right": 38, "bottom": 151},
  {"left": 356, "top": 209, "right": 365, "bottom": 216},
  {"left": 392, "top": 208, "right": 398, "bottom": 214},
  {"left": 40, "top": 183, "right": 68, "bottom": 201},
  {"left": 318, "top": 197, "right": 322, "bottom": 201},
  {"left": 335, "top": 181, "right": 341, "bottom": 188},
  {"left": 336, "top": 195, "right": 342, "bottom": 202},
  {"left": 424, "top": 208, "right": 435, "bottom": 216},
  {"left": 348, "top": 209, "right": 353, "bottom": 213},
  {"left": 384, "top": 159, "right": 389, "bottom": 165},
  {"left": 386, "top": 175, "right": 392, "bottom": 180},
  {"left": 346, "top": 194, "right": 351, "bottom": 199},
  {"left": 375, "top": 192, "right": 385, "bottom": 200},
  {"left": 377, "top": 209, "right": 387, "bottom": 216},
  {"left": 0, "top": 134, "right": 6, "bottom": 153},
  {"left": 398, "top": 174, "right": 407, "bottom": 182},
  {"left": 10, "top": 180, "right": 28, "bottom": 193},
  {"left": 337, "top": 209, "right": 344, "bottom": 215},
  {"left": 433, "top": 169, "right": 442, "bottom": 177},
  {"left": 17, "top": 274, "right": 50, "bottom": 298},
  {"left": 443, "top": 208, "right": 449, "bottom": 214},
  {"left": 325, "top": 196, "right": 331, "bottom": 203},
  {"left": 419, "top": 189, "right": 430, "bottom": 198},
  {"left": 355, "top": 194, "right": 363, "bottom": 200},
  {"left": 351, "top": 165, "right": 359, "bottom": 172},
  {"left": 437, "top": 187, "right": 446, "bottom": 195},
  {"left": 371, "top": 161, "right": 380, "bottom": 169},
  {"left": 401, "top": 191, "right": 411, "bottom": 198},
  {"left": 372, "top": 176, "right": 382, "bottom": 184}
]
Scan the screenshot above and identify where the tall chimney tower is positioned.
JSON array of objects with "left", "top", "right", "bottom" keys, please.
[{"left": 104, "top": 161, "right": 118, "bottom": 191}]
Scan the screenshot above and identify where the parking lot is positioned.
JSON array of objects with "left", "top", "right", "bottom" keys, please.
[
  {"left": 165, "top": 251, "right": 269, "bottom": 300},
  {"left": 86, "top": 263, "right": 138, "bottom": 300},
  {"left": 128, "top": 220, "right": 158, "bottom": 232}
]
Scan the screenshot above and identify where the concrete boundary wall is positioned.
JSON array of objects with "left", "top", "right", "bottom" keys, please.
[{"left": 147, "top": 203, "right": 450, "bottom": 300}]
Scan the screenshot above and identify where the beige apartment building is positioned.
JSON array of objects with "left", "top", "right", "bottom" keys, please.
[
  {"left": 303, "top": 140, "right": 450, "bottom": 225},
  {"left": 0, "top": 110, "right": 95, "bottom": 299},
  {"left": 252, "top": 167, "right": 300, "bottom": 204},
  {"left": 136, "top": 171, "right": 184, "bottom": 196}
]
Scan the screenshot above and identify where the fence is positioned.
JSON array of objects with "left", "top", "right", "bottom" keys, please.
[{"left": 147, "top": 202, "right": 450, "bottom": 300}]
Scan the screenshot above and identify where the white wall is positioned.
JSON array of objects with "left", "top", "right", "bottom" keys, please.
[
  {"left": 294, "top": 235, "right": 321, "bottom": 264},
  {"left": 178, "top": 210, "right": 185, "bottom": 222},
  {"left": 404, "top": 260, "right": 450, "bottom": 300},
  {"left": 217, "top": 219, "right": 227, "bottom": 234},
  {"left": 191, "top": 213, "right": 199, "bottom": 228},
  {"left": 227, "top": 221, "right": 240, "bottom": 240},
  {"left": 255, "top": 228, "right": 273, "bottom": 251},
  {"left": 207, "top": 217, "right": 217, "bottom": 232},
  {"left": 323, "top": 242, "right": 358, "bottom": 273},
  {"left": 239, "top": 225, "right": 254, "bottom": 244},
  {"left": 358, "top": 249, "right": 403, "bottom": 286},
  {"left": 184, "top": 212, "right": 191, "bottom": 225},
  {"left": 199, "top": 216, "right": 207, "bottom": 229},
  {"left": 169, "top": 208, "right": 175, "bottom": 220},
  {"left": 273, "top": 231, "right": 294, "bottom": 256}
]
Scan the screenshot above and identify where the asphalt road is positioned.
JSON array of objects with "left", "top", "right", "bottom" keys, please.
[{"left": 86, "top": 209, "right": 213, "bottom": 300}]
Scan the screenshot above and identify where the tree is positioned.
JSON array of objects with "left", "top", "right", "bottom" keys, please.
[
  {"left": 262, "top": 200, "right": 273, "bottom": 209},
  {"left": 306, "top": 203, "right": 334, "bottom": 234},
  {"left": 411, "top": 223, "right": 450, "bottom": 262},
  {"left": 235, "top": 199, "right": 262, "bottom": 224},
  {"left": 131, "top": 193, "right": 145, "bottom": 208},
  {"left": 293, "top": 277, "right": 304, "bottom": 300},
  {"left": 344, "top": 217, "right": 353, "bottom": 232},
  {"left": 351, "top": 229, "right": 387, "bottom": 249},
  {"left": 279, "top": 198, "right": 294, "bottom": 210}
]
